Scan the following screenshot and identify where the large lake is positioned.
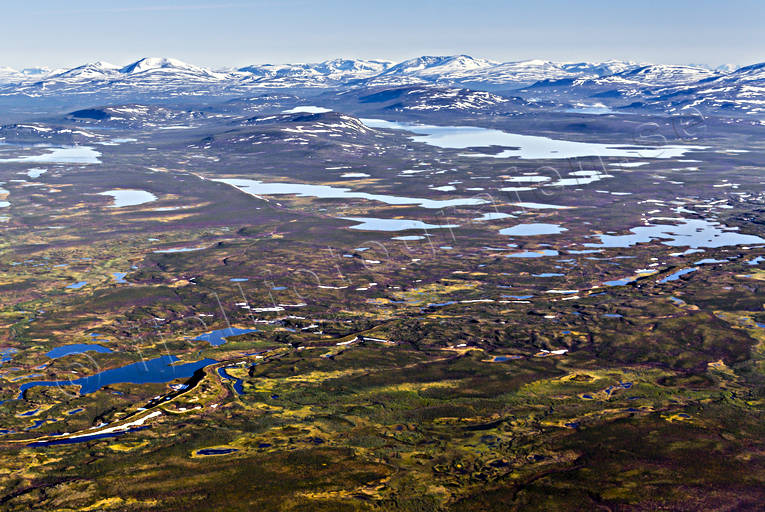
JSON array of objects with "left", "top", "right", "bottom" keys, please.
[
  {"left": 360, "top": 119, "right": 706, "bottom": 160},
  {"left": 0, "top": 145, "right": 101, "bottom": 164},
  {"left": 214, "top": 178, "right": 488, "bottom": 209}
]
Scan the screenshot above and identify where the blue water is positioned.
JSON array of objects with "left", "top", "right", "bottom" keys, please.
[
  {"left": 533, "top": 273, "right": 564, "bottom": 277},
  {"left": 229, "top": 278, "right": 249, "bottom": 282},
  {"left": 658, "top": 267, "right": 697, "bottom": 283},
  {"left": 98, "top": 189, "right": 157, "bottom": 208},
  {"left": 67, "top": 408, "right": 84, "bottom": 415},
  {"left": 494, "top": 355, "right": 523, "bottom": 362},
  {"left": 359, "top": 118, "right": 703, "bottom": 160},
  {"left": 18, "top": 355, "right": 217, "bottom": 397},
  {"left": 392, "top": 235, "right": 426, "bottom": 241},
  {"left": 46, "top": 344, "right": 112, "bottom": 359},
  {"left": 342, "top": 217, "right": 459, "bottom": 232},
  {"left": 499, "top": 223, "right": 566, "bottom": 236},
  {"left": 112, "top": 272, "right": 128, "bottom": 283},
  {"left": 426, "top": 301, "right": 457, "bottom": 308},
  {"left": 25, "top": 418, "right": 57, "bottom": 430},
  {"left": 603, "top": 313, "right": 623, "bottom": 318},
  {"left": 0, "top": 144, "right": 101, "bottom": 165},
  {"left": 502, "top": 295, "right": 534, "bottom": 299},
  {"left": 66, "top": 281, "right": 87, "bottom": 289},
  {"left": 694, "top": 258, "right": 726, "bottom": 265},
  {"left": 197, "top": 448, "right": 239, "bottom": 455},
  {"left": 748, "top": 256, "right": 763, "bottom": 266},
  {"left": 586, "top": 219, "right": 765, "bottom": 249},
  {"left": 153, "top": 247, "right": 207, "bottom": 254},
  {"left": 218, "top": 367, "right": 244, "bottom": 395},
  {"left": 604, "top": 278, "right": 635, "bottom": 287},
  {"left": 506, "top": 250, "right": 559, "bottom": 258},
  {"left": 0, "top": 348, "right": 17, "bottom": 363},
  {"left": 192, "top": 327, "right": 258, "bottom": 347},
  {"left": 215, "top": 178, "right": 488, "bottom": 210},
  {"left": 473, "top": 212, "right": 514, "bottom": 221}
]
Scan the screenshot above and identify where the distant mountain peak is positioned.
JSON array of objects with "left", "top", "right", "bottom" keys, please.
[
  {"left": 120, "top": 57, "right": 201, "bottom": 74},
  {"left": 380, "top": 55, "right": 498, "bottom": 76}
]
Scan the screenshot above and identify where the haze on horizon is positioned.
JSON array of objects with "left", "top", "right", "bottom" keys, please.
[{"left": 1, "top": 0, "right": 763, "bottom": 70}]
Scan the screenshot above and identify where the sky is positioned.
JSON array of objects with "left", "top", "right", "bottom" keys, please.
[{"left": 1, "top": 0, "right": 764, "bottom": 69}]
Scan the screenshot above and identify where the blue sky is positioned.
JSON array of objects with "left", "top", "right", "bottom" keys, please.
[{"left": 2, "top": 0, "right": 763, "bottom": 69}]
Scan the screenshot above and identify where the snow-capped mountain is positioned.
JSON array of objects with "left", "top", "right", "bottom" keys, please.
[
  {"left": 237, "top": 59, "right": 392, "bottom": 87},
  {"left": 717, "top": 61, "right": 765, "bottom": 83},
  {"left": 450, "top": 59, "right": 585, "bottom": 87},
  {"left": 0, "top": 67, "right": 22, "bottom": 84},
  {"left": 346, "top": 85, "right": 518, "bottom": 112},
  {"left": 0, "top": 66, "right": 58, "bottom": 84},
  {"left": 361, "top": 58, "right": 643, "bottom": 89},
  {"left": 51, "top": 61, "right": 121, "bottom": 80},
  {"left": 583, "top": 64, "right": 718, "bottom": 88},
  {"left": 0, "top": 55, "right": 763, "bottom": 117},
  {"left": 632, "top": 62, "right": 765, "bottom": 115},
  {"left": 0, "top": 57, "right": 234, "bottom": 97},
  {"left": 714, "top": 63, "right": 740, "bottom": 73},
  {"left": 315, "top": 58, "right": 393, "bottom": 78},
  {"left": 521, "top": 63, "right": 729, "bottom": 112},
  {"left": 372, "top": 55, "right": 498, "bottom": 82},
  {"left": 560, "top": 60, "right": 642, "bottom": 77},
  {"left": 117, "top": 57, "right": 229, "bottom": 82}
]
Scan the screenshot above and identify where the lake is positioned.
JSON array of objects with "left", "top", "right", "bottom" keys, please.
[
  {"left": 499, "top": 223, "right": 567, "bottom": 236},
  {"left": 0, "top": 145, "right": 101, "bottom": 164},
  {"left": 192, "top": 327, "right": 258, "bottom": 346},
  {"left": 46, "top": 344, "right": 112, "bottom": 359},
  {"left": 342, "top": 217, "right": 458, "bottom": 231},
  {"left": 98, "top": 189, "right": 158, "bottom": 208},
  {"left": 360, "top": 119, "right": 706, "bottom": 160},
  {"left": 214, "top": 178, "right": 488, "bottom": 209},
  {"left": 18, "top": 355, "right": 217, "bottom": 397},
  {"left": 585, "top": 219, "right": 765, "bottom": 249}
]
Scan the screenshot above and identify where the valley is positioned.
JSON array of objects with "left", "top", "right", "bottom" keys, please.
[{"left": 0, "top": 54, "right": 763, "bottom": 510}]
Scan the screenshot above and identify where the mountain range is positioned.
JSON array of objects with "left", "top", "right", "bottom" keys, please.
[{"left": 0, "top": 55, "right": 762, "bottom": 117}]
